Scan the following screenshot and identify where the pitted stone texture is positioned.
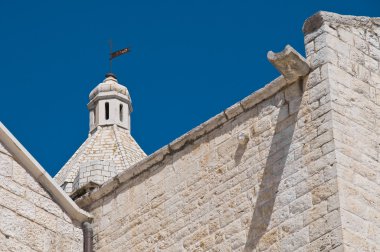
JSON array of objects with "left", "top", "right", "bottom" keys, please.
[
  {"left": 0, "top": 146, "right": 82, "bottom": 251},
  {"left": 55, "top": 125, "right": 146, "bottom": 194},
  {"left": 309, "top": 14, "right": 380, "bottom": 251}
]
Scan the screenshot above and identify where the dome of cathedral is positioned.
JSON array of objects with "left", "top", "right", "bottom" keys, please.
[{"left": 89, "top": 73, "right": 130, "bottom": 100}]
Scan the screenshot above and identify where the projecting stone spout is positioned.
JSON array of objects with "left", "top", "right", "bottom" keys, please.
[{"left": 267, "top": 45, "right": 310, "bottom": 83}]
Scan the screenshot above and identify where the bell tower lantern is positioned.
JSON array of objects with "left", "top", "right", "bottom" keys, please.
[
  {"left": 55, "top": 72, "right": 146, "bottom": 194},
  {"left": 87, "top": 73, "right": 132, "bottom": 132}
]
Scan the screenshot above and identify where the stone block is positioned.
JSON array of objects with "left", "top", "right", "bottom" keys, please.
[
  {"left": 289, "top": 193, "right": 313, "bottom": 216},
  {"left": 0, "top": 154, "right": 12, "bottom": 177},
  {"left": 224, "top": 102, "right": 244, "bottom": 119},
  {"left": 279, "top": 227, "right": 309, "bottom": 252},
  {"left": 0, "top": 175, "right": 25, "bottom": 197},
  {"left": 311, "top": 209, "right": 341, "bottom": 241},
  {"left": 310, "top": 46, "right": 338, "bottom": 69},
  {"left": 337, "top": 27, "right": 354, "bottom": 45}
]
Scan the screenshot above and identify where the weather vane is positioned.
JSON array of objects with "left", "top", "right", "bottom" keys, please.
[{"left": 109, "top": 40, "right": 131, "bottom": 73}]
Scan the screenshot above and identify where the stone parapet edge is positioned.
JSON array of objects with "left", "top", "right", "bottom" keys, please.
[
  {"left": 0, "top": 122, "right": 93, "bottom": 223},
  {"left": 303, "top": 11, "right": 380, "bottom": 35},
  {"left": 76, "top": 75, "right": 289, "bottom": 208}
]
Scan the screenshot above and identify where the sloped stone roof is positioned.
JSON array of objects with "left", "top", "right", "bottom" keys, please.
[{"left": 54, "top": 125, "right": 146, "bottom": 187}]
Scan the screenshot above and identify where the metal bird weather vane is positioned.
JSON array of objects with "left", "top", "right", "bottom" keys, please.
[{"left": 109, "top": 40, "right": 131, "bottom": 74}]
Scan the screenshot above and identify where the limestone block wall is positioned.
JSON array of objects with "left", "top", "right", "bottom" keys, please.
[
  {"left": 84, "top": 60, "right": 341, "bottom": 250},
  {"left": 0, "top": 141, "right": 82, "bottom": 251},
  {"left": 304, "top": 12, "right": 380, "bottom": 250},
  {"left": 70, "top": 11, "right": 380, "bottom": 252}
]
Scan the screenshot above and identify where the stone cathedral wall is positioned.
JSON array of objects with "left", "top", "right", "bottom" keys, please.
[
  {"left": 83, "top": 42, "right": 340, "bottom": 252},
  {"left": 87, "top": 74, "right": 338, "bottom": 251},
  {"left": 77, "top": 11, "right": 380, "bottom": 252},
  {"left": 304, "top": 12, "right": 380, "bottom": 250},
  {"left": 0, "top": 141, "right": 83, "bottom": 251}
]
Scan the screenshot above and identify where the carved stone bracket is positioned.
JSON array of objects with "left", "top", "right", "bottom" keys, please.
[{"left": 267, "top": 45, "right": 310, "bottom": 83}]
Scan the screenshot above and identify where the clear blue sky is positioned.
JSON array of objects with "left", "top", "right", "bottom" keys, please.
[{"left": 0, "top": 1, "right": 378, "bottom": 176}]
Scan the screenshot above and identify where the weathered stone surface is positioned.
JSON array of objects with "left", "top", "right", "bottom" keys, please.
[
  {"left": 82, "top": 11, "right": 380, "bottom": 252},
  {"left": 268, "top": 45, "right": 310, "bottom": 83},
  {"left": 83, "top": 29, "right": 338, "bottom": 250},
  {"left": 303, "top": 11, "right": 380, "bottom": 35},
  {"left": 0, "top": 152, "right": 82, "bottom": 251},
  {"left": 55, "top": 124, "right": 147, "bottom": 194}
]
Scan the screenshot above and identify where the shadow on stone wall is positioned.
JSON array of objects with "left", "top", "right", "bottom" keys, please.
[
  {"left": 90, "top": 80, "right": 305, "bottom": 251},
  {"left": 244, "top": 87, "right": 303, "bottom": 251}
]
